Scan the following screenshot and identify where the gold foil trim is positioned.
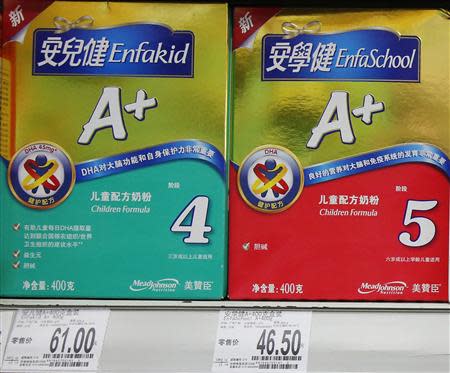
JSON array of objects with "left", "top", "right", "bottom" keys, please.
[
  {"left": 53, "top": 16, "right": 94, "bottom": 34},
  {"left": 282, "top": 20, "right": 322, "bottom": 39}
]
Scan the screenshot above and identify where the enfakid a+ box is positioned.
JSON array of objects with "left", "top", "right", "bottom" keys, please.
[
  {"left": 229, "top": 8, "right": 449, "bottom": 301},
  {"left": 1, "top": 0, "right": 228, "bottom": 299}
]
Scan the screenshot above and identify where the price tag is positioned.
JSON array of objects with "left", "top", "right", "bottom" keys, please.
[
  {"left": 1, "top": 329, "right": 3, "bottom": 362},
  {"left": 2, "top": 308, "right": 110, "bottom": 371},
  {"left": 212, "top": 310, "right": 312, "bottom": 372}
]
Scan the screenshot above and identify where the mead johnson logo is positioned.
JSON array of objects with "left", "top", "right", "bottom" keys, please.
[
  {"left": 358, "top": 281, "right": 407, "bottom": 295},
  {"left": 129, "top": 278, "right": 179, "bottom": 292}
]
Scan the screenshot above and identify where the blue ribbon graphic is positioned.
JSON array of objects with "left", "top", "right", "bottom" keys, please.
[
  {"left": 231, "top": 143, "right": 449, "bottom": 186},
  {"left": 262, "top": 29, "right": 420, "bottom": 82},
  {"left": 75, "top": 140, "right": 225, "bottom": 182},
  {"left": 33, "top": 24, "right": 194, "bottom": 77},
  {"left": 303, "top": 143, "right": 449, "bottom": 186}
]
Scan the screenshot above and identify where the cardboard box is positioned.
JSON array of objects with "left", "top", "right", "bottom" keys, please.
[
  {"left": 229, "top": 8, "right": 449, "bottom": 301},
  {"left": 1, "top": 1, "right": 228, "bottom": 299}
]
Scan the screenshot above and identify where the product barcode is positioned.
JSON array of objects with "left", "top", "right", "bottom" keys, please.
[
  {"left": 43, "top": 353, "right": 94, "bottom": 359},
  {"left": 49, "top": 361, "right": 90, "bottom": 368},
  {"left": 258, "top": 363, "right": 299, "bottom": 370},
  {"left": 252, "top": 355, "right": 302, "bottom": 361}
]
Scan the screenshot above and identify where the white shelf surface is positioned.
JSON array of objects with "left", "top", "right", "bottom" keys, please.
[{"left": 1, "top": 303, "right": 449, "bottom": 372}]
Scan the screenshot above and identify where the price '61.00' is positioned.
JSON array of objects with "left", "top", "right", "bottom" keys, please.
[{"left": 50, "top": 327, "right": 96, "bottom": 354}]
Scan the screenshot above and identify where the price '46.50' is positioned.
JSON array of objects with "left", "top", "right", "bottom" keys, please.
[{"left": 257, "top": 329, "right": 302, "bottom": 356}]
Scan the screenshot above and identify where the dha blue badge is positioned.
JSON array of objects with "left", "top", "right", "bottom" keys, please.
[
  {"left": 8, "top": 142, "right": 75, "bottom": 209},
  {"left": 262, "top": 29, "right": 420, "bottom": 82},
  {"left": 33, "top": 23, "right": 194, "bottom": 77},
  {"left": 238, "top": 145, "right": 303, "bottom": 213}
]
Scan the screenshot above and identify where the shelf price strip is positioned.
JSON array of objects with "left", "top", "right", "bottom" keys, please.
[
  {"left": 2, "top": 308, "right": 110, "bottom": 371},
  {"left": 212, "top": 310, "right": 312, "bottom": 372}
]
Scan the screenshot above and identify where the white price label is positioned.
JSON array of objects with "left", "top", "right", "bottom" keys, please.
[
  {"left": 212, "top": 310, "right": 312, "bottom": 372},
  {"left": 2, "top": 308, "right": 110, "bottom": 371}
]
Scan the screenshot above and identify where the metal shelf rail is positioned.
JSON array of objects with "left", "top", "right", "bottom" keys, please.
[{"left": 1, "top": 301, "right": 449, "bottom": 372}]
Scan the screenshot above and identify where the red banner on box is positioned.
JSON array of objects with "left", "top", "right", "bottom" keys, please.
[
  {"left": 233, "top": 7, "right": 280, "bottom": 50},
  {"left": 3, "top": 0, "right": 53, "bottom": 44}
]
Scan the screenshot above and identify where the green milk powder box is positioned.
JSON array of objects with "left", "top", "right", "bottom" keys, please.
[{"left": 1, "top": 1, "right": 228, "bottom": 299}]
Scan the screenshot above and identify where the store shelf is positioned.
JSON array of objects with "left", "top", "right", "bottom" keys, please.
[
  {"left": 1, "top": 304, "right": 449, "bottom": 372},
  {"left": 1, "top": 298, "right": 450, "bottom": 311}
]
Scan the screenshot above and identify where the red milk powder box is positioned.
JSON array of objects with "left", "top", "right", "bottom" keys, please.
[{"left": 229, "top": 8, "right": 449, "bottom": 301}]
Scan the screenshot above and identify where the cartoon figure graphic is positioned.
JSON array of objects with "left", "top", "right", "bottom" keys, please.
[
  {"left": 239, "top": 145, "right": 303, "bottom": 213},
  {"left": 251, "top": 158, "right": 289, "bottom": 198},
  {"left": 9, "top": 142, "right": 75, "bottom": 209},
  {"left": 22, "top": 154, "right": 60, "bottom": 194}
]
